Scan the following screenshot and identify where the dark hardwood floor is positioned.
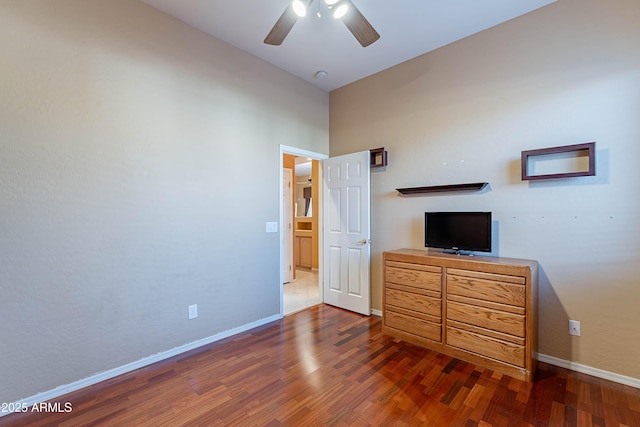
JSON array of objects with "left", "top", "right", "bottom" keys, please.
[{"left": 2, "top": 304, "right": 639, "bottom": 426}]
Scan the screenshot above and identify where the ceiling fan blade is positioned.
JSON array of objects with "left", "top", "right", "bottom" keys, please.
[
  {"left": 264, "top": 3, "right": 299, "bottom": 46},
  {"left": 341, "top": 0, "right": 380, "bottom": 47}
]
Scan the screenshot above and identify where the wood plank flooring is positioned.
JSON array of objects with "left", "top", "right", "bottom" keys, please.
[{"left": 2, "top": 304, "right": 639, "bottom": 426}]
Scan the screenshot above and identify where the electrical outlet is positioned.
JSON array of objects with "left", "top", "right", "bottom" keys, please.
[
  {"left": 188, "top": 304, "right": 198, "bottom": 320},
  {"left": 569, "top": 320, "right": 580, "bottom": 336}
]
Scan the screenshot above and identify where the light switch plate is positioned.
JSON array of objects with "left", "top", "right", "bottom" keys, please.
[
  {"left": 188, "top": 304, "right": 197, "bottom": 320},
  {"left": 266, "top": 222, "right": 278, "bottom": 233}
]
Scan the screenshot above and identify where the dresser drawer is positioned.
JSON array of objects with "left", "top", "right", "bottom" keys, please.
[
  {"left": 446, "top": 326, "right": 524, "bottom": 367},
  {"left": 447, "top": 273, "right": 525, "bottom": 307},
  {"left": 386, "top": 310, "right": 441, "bottom": 342},
  {"left": 385, "top": 287, "right": 441, "bottom": 318},
  {"left": 447, "top": 301, "right": 525, "bottom": 337},
  {"left": 385, "top": 261, "right": 441, "bottom": 294}
]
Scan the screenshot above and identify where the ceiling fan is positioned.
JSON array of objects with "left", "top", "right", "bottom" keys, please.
[{"left": 264, "top": 0, "right": 380, "bottom": 47}]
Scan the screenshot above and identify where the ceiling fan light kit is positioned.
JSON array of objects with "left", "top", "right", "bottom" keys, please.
[
  {"left": 292, "top": 0, "right": 307, "bottom": 17},
  {"left": 264, "top": 0, "right": 380, "bottom": 47},
  {"left": 332, "top": 2, "right": 349, "bottom": 19}
]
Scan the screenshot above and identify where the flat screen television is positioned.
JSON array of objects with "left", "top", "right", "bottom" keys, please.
[{"left": 425, "top": 212, "right": 492, "bottom": 254}]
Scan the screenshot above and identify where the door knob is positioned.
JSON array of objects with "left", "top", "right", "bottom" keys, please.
[{"left": 357, "top": 239, "right": 368, "bottom": 245}]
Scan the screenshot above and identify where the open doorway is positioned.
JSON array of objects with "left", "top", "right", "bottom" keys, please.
[{"left": 280, "top": 146, "right": 327, "bottom": 316}]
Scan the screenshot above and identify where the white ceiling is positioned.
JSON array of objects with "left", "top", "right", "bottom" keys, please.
[
  {"left": 295, "top": 158, "right": 312, "bottom": 177},
  {"left": 141, "top": 0, "right": 556, "bottom": 92}
]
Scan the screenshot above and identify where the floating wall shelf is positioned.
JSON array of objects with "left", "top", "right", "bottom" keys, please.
[
  {"left": 521, "top": 142, "right": 595, "bottom": 181},
  {"left": 370, "top": 147, "right": 388, "bottom": 168},
  {"left": 396, "top": 182, "right": 489, "bottom": 195}
]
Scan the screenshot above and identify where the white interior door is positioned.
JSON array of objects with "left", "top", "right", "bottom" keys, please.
[
  {"left": 322, "top": 151, "right": 370, "bottom": 315},
  {"left": 282, "top": 168, "right": 293, "bottom": 283}
]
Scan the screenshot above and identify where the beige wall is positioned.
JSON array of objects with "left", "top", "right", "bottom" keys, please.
[
  {"left": 0, "top": 0, "right": 328, "bottom": 402},
  {"left": 330, "top": 0, "right": 640, "bottom": 379}
]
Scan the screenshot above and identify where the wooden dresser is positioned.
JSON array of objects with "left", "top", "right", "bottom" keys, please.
[{"left": 383, "top": 249, "right": 538, "bottom": 381}]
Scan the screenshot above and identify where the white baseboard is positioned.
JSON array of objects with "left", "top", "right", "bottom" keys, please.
[
  {"left": 1, "top": 313, "right": 282, "bottom": 418},
  {"left": 371, "top": 309, "right": 382, "bottom": 317},
  {"left": 537, "top": 353, "right": 640, "bottom": 389}
]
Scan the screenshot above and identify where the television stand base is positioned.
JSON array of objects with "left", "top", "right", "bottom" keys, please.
[{"left": 442, "top": 249, "right": 474, "bottom": 256}]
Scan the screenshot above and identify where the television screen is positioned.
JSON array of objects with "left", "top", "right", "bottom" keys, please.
[{"left": 425, "top": 212, "right": 492, "bottom": 253}]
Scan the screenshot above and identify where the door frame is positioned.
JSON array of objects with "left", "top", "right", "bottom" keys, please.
[
  {"left": 279, "top": 145, "right": 328, "bottom": 316},
  {"left": 282, "top": 168, "right": 294, "bottom": 284}
]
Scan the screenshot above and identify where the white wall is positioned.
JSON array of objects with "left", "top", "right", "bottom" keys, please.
[
  {"left": 0, "top": 0, "right": 328, "bottom": 402},
  {"left": 330, "top": 0, "right": 640, "bottom": 379}
]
